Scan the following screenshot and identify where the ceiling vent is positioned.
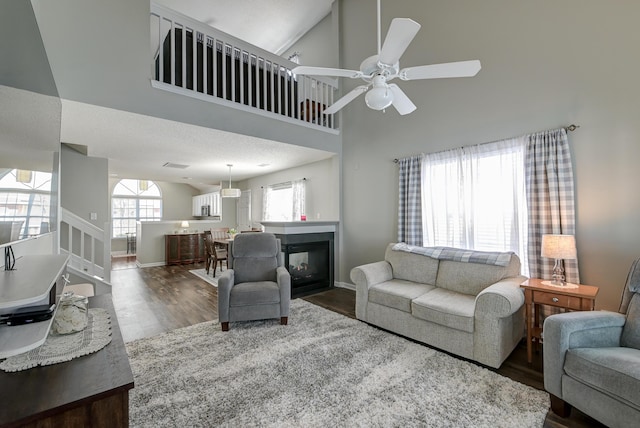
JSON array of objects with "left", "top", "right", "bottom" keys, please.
[{"left": 162, "top": 162, "right": 189, "bottom": 169}]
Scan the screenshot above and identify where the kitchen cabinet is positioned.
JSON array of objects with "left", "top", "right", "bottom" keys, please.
[{"left": 192, "top": 191, "right": 221, "bottom": 218}]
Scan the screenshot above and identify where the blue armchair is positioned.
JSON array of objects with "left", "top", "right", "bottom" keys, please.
[{"left": 543, "top": 258, "right": 640, "bottom": 428}]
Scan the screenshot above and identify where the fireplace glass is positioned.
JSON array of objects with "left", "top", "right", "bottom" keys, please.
[
  {"left": 277, "top": 232, "right": 333, "bottom": 297},
  {"left": 286, "top": 242, "right": 329, "bottom": 288}
]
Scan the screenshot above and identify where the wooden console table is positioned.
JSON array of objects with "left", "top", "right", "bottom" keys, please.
[
  {"left": 165, "top": 233, "right": 205, "bottom": 265},
  {"left": 0, "top": 294, "right": 134, "bottom": 428},
  {"left": 520, "top": 278, "right": 599, "bottom": 364}
]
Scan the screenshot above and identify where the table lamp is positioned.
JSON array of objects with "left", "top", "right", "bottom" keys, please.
[
  {"left": 541, "top": 234, "right": 577, "bottom": 286},
  {"left": 181, "top": 221, "right": 189, "bottom": 233}
]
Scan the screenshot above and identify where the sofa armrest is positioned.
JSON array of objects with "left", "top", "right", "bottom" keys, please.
[
  {"left": 217, "top": 269, "right": 235, "bottom": 323},
  {"left": 543, "top": 311, "right": 626, "bottom": 398},
  {"left": 350, "top": 261, "right": 393, "bottom": 288},
  {"left": 276, "top": 266, "right": 291, "bottom": 317},
  {"left": 350, "top": 261, "right": 393, "bottom": 321},
  {"left": 475, "top": 276, "right": 527, "bottom": 319}
]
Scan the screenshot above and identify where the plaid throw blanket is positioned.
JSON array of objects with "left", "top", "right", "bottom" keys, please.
[{"left": 392, "top": 243, "right": 513, "bottom": 267}]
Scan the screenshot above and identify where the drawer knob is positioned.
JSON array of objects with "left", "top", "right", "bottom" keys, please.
[{"left": 552, "top": 297, "right": 559, "bottom": 303}]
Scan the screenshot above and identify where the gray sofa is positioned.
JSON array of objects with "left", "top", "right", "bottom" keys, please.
[
  {"left": 543, "top": 258, "right": 640, "bottom": 428},
  {"left": 351, "top": 243, "right": 526, "bottom": 368}
]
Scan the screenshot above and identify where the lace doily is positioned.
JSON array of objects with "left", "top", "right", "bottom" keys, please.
[
  {"left": 0, "top": 308, "right": 112, "bottom": 372},
  {"left": 541, "top": 280, "right": 579, "bottom": 289}
]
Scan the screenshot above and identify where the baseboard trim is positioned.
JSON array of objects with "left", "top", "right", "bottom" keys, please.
[
  {"left": 334, "top": 281, "right": 355, "bottom": 291},
  {"left": 136, "top": 261, "right": 166, "bottom": 268}
]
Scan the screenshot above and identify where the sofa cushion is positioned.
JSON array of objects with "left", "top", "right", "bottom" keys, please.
[
  {"left": 385, "top": 244, "right": 439, "bottom": 285},
  {"left": 411, "top": 288, "right": 476, "bottom": 333},
  {"left": 621, "top": 293, "right": 640, "bottom": 350},
  {"left": 230, "top": 281, "right": 280, "bottom": 306},
  {"left": 435, "top": 257, "right": 520, "bottom": 296},
  {"left": 564, "top": 347, "right": 640, "bottom": 409},
  {"left": 369, "top": 279, "right": 435, "bottom": 313}
]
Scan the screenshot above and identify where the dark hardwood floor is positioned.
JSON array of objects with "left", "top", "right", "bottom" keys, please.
[{"left": 110, "top": 258, "right": 604, "bottom": 428}]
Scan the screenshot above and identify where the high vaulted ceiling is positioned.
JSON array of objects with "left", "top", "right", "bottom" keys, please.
[{"left": 0, "top": 0, "right": 337, "bottom": 191}]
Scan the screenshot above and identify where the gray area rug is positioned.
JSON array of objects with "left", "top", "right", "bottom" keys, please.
[
  {"left": 126, "top": 299, "right": 549, "bottom": 427},
  {"left": 188, "top": 268, "right": 224, "bottom": 287}
]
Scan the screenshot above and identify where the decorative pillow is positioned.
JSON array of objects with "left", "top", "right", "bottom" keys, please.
[{"left": 621, "top": 293, "right": 640, "bottom": 350}]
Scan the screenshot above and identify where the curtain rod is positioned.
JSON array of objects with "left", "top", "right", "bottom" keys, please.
[
  {"left": 393, "top": 124, "right": 580, "bottom": 163},
  {"left": 261, "top": 178, "right": 306, "bottom": 189}
]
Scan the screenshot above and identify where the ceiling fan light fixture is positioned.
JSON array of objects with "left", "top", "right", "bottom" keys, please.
[
  {"left": 365, "top": 85, "right": 393, "bottom": 110},
  {"left": 289, "top": 1, "right": 481, "bottom": 116}
]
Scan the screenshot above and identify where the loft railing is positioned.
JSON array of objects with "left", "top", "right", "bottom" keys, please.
[
  {"left": 150, "top": 3, "right": 339, "bottom": 132},
  {"left": 60, "top": 208, "right": 111, "bottom": 282}
]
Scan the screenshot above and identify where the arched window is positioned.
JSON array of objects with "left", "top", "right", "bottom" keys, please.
[
  {"left": 112, "top": 179, "right": 162, "bottom": 238},
  {"left": 0, "top": 169, "right": 52, "bottom": 239}
]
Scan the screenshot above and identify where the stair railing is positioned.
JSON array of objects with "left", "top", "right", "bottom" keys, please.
[
  {"left": 60, "top": 208, "right": 111, "bottom": 282},
  {"left": 150, "top": 2, "right": 339, "bottom": 132}
]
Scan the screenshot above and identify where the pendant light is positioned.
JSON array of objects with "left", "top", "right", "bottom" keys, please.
[{"left": 221, "top": 164, "right": 241, "bottom": 198}]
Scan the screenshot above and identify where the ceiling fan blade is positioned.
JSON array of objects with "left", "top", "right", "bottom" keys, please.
[
  {"left": 388, "top": 84, "right": 416, "bottom": 115},
  {"left": 399, "top": 60, "right": 481, "bottom": 81},
  {"left": 291, "top": 66, "right": 362, "bottom": 79},
  {"left": 323, "top": 85, "right": 369, "bottom": 114},
  {"left": 379, "top": 18, "right": 421, "bottom": 66}
]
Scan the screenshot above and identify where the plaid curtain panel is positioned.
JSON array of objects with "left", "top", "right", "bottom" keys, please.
[
  {"left": 525, "top": 128, "right": 580, "bottom": 284},
  {"left": 397, "top": 155, "right": 423, "bottom": 245}
]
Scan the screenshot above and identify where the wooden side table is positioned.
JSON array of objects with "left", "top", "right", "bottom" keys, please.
[
  {"left": 0, "top": 295, "right": 134, "bottom": 427},
  {"left": 520, "top": 278, "right": 599, "bottom": 364}
]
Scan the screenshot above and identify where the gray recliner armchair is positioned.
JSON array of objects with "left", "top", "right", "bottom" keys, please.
[
  {"left": 217, "top": 232, "right": 290, "bottom": 331},
  {"left": 543, "top": 258, "right": 640, "bottom": 428}
]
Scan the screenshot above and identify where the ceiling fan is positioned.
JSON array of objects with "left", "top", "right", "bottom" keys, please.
[{"left": 291, "top": 1, "right": 481, "bottom": 116}]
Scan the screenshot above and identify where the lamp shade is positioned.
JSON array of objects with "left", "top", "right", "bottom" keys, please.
[
  {"left": 16, "top": 170, "right": 33, "bottom": 183},
  {"left": 221, "top": 164, "right": 241, "bottom": 198},
  {"left": 181, "top": 221, "right": 190, "bottom": 229},
  {"left": 221, "top": 187, "right": 241, "bottom": 198},
  {"left": 541, "top": 234, "right": 577, "bottom": 259}
]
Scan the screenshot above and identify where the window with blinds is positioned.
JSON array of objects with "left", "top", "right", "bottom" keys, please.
[
  {"left": 422, "top": 137, "right": 528, "bottom": 273},
  {"left": 262, "top": 179, "right": 305, "bottom": 222}
]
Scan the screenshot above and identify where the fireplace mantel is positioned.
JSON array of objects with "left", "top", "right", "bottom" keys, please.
[{"left": 260, "top": 221, "right": 338, "bottom": 235}]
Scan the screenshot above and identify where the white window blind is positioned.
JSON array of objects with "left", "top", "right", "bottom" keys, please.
[{"left": 262, "top": 179, "right": 305, "bottom": 221}]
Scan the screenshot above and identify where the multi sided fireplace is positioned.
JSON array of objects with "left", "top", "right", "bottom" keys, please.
[{"left": 275, "top": 232, "right": 334, "bottom": 297}]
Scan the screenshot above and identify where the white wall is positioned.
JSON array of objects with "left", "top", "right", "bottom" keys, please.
[
  {"left": 136, "top": 220, "right": 225, "bottom": 266},
  {"left": 60, "top": 144, "right": 108, "bottom": 263},
  {"left": 61, "top": 144, "right": 109, "bottom": 227},
  {"left": 240, "top": 156, "right": 340, "bottom": 224},
  {"left": 282, "top": 13, "right": 337, "bottom": 68},
  {"left": 339, "top": 0, "right": 640, "bottom": 311}
]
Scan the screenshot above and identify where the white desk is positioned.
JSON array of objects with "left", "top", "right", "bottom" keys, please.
[{"left": 0, "top": 254, "right": 68, "bottom": 358}]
